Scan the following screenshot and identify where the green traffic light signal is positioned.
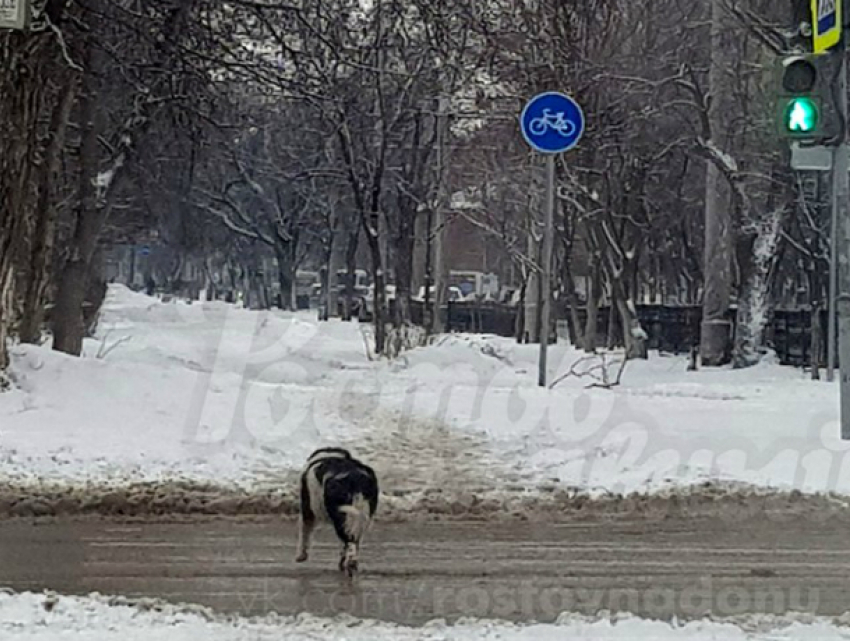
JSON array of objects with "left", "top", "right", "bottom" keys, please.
[{"left": 783, "top": 97, "right": 819, "bottom": 134}]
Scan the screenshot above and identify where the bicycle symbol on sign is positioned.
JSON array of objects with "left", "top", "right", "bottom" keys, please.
[{"left": 529, "top": 109, "right": 576, "bottom": 138}]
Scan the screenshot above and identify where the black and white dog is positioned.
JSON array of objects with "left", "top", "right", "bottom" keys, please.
[{"left": 295, "top": 447, "right": 379, "bottom": 576}]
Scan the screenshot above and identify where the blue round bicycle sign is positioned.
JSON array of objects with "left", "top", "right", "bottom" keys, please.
[{"left": 520, "top": 91, "right": 585, "bottom": 154}]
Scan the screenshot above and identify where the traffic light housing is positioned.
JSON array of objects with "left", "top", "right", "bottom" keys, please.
[{"left": 777, "top": 53, "right": 842, "bottom": 144}]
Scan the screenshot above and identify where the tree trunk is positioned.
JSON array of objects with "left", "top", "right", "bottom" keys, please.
[
  {"left": 168, "top": 254, "right": 185, "bottom": 295},
  {"left": 610, "top": 259, "right": 648, "bottom": 359},
  {"left": 606, "top": 299, "right": 619, "bottom": 349},
  {"left": 584, "top": 266, "right": 600, "bottom": 353},
  {"left": 342, "top": 223, "right": 359, "bottom": 321},
  {"left": 432, "top": 207, "right": 447, "bottom": 334},
  {"left": 700, "top": 0, "right": 736, "bottom": 366},
  {"left": 52, "top": 1, "right": 189, "bottom": 354},
  {"left": 535, "top": 260, "right": 545, "bottom": 344},
  {"left": 811, "top": 301, "right": 822, "bottom": 380},
  {"left": 0, "top": 29, "right": 57, "bottom": 368},
  {"left": 0, "top": 269, "right": 13, "bottom": 371},
  {"left": 275, "top": 244, "right": 294, "bottom": 311},
  {"left": 325, "top": 228, "right": 338, "bottom": 319},
  {"left": 53, "top": 259, "right": 92, "bottom": 355},
  {"left": 203, "top": 258, "right": 217, "bottom": 300},
  {"left": 83, "top": 254, "right": 108, "bottom": 337},
  {"left": 733, "top": 211, "right": 783, "bottom": 368},
  {"left": 560, "top": 245, "right": 585, "bottom": 348},
  {"left": 393, "top": 218, "right": 415, "bottom": 327},
  {"left": 617, "top": 296, "right": 648, "bottom": 359},
  {"left": 423, "top": 206, "right": 435, "bottom": 334},
  {"left": 52, "top": 41, "right": 105, "bottom": 356},
  {"left": 515, "top": 273, "right": 527, "bottom": 342},
  {"left": 226, "top": 262, "right": 239, "bottom": 297},
  {"left": 19, "top": 73, "right": 77, "bottom": 344},
  {"left": 259, "top": 273, "right": 270, "bottom": 310},
  {"left": 524, "top": 224, "right": 540, "bottom": 343},
  {"left": 524, "top": 271, "right": 540, "bottom": 343},
  {"left": 379, "top": 211, "right": 390, "bottom": 291},
  {"left": 365, "top": 226, "right": 387, "bottom": 354}
]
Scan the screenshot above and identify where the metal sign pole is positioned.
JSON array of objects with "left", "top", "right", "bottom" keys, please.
[
  {"left": 827, "top": 0, "right": 847, "bottom": 383},
  {"left": 539, "top": 154, "right": 556, "bottom": 387},
  {"left": 519, "top": 91, "right": 584, "bottom": 388},
  {"left": 829, "top": 184, "right": 838, "bottom": 381},
  {"left": 834, "top": 26, "right": 850, "bottom": 438}
]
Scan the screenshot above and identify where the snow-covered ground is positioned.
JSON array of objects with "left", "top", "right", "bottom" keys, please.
[
  {"left": 3, "top": 591, "right": 850, "bottom": 641},
  {"left": 0, "top": 285, "right": 846, "bottom": 511}
]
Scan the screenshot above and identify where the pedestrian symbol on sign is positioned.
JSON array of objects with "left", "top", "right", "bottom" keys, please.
[
  {"left": 812, "top": 0, "right": 841, "bottom": 53},
  {"left": 818, "top": 0, "right": 836, "bottom": 31}
]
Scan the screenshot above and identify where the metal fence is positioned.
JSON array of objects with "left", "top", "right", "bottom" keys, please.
[{"left": 412, "top": 300, "right": 826, "bottom": 368}]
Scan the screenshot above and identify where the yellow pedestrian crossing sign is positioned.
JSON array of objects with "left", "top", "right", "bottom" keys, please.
[{"left": 812, "top": 0, "right": 841, "bottom": 53}]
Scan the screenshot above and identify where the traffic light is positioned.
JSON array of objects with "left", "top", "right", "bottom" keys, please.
[{"left": 777, "top": 53, "right": 842, "bottom": 144}]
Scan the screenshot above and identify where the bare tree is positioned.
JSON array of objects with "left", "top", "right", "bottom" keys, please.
[
  {"left": 52, "top": 0, "right": 205, "bottom": 355},
  {"left": 0, "top": 0, "right": 73, "bottom": 367}
]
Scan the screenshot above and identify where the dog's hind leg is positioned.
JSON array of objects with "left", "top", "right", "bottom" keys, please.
[
  {"left": 338, "top": 543, "right": 348, "bottom": 572},
  {"left": 333, "top": 503, "right": 372, "bottom": 576},
  {"left": 328, "top": 507, "right": 360, "bottom": 576},
  {"left": 341, "top": 542, "right": 358, "bottom": 577},
  {"left": 295, "top": 473, "right": 316, "bottom": 563},
  {"left": 295, "top": 514, "right": 315, "bottom": 563}
]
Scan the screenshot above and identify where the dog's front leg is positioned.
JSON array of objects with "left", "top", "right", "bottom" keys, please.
[{"left": 295, "top": 473, "right": 316, "bottom": 562}]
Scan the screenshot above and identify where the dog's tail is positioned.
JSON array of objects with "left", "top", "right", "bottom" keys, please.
[{"left": 339, "top": 494, "right": 372, "bottom": 542}]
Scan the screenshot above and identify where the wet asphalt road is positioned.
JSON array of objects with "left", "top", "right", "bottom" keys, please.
[{"left": 0, "top": 515, "right": 849, "bottom": 624}]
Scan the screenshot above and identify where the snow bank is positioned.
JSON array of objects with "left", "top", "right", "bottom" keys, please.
[
  {"left": 2, "top": 591, "right": 850, "bottom": 641},
  {"left": 0, "top": 285, "right": 847, "bottom": 517},
  {"left": 374, "top": 333, "right": 845, "bottom": 499}
]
